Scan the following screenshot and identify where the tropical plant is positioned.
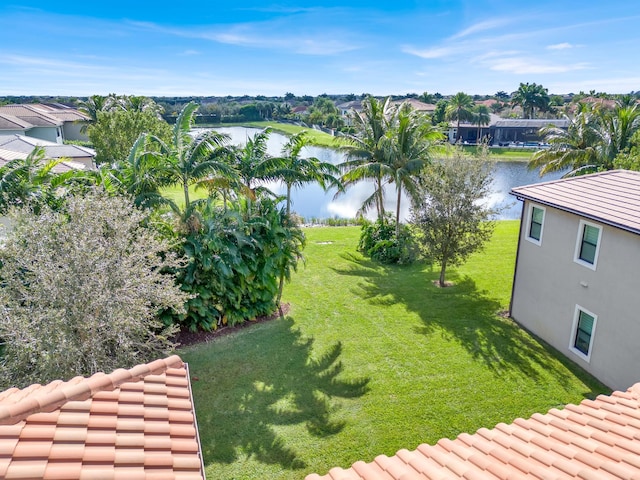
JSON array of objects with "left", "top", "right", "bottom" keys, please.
[
  {"left": 511, "top": 82, "right": 550, "bottom": 119},
  {"left": 411, "top": 147, "right": 497, "bottom": 286},
  {"left": 230, "top": 127, "right": 281, "bottom": 199},
  {"left": 381, "top": 104, "right": 442, "bottom": 235},
  {"left": 0, "top": 190, "right": 189, "bottom": 388},
  {"left": 166, "top": 198, "right": 304, "bottom": 331},
  {"left": 0, "top": 146, "right": 83, "bottom": 214},
  {"left": 272, "top": 131, "right": 340, "bottom": 215},
  {"left": 473, "top": 104, "right": 491, "bottom": 142},
  {"left": 358, "top": 216, "right": 418, "bottom": 265},
  {"left": 339, "top": 96, "right": 396, "bottom": 220},
  {"left": 445, "top": 92, "right": 475, "bottom": 138},
  {"left": 530, "top": 100, "right": 640, "bottom": 177}
]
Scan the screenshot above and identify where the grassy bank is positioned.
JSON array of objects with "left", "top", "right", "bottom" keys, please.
[{"left": 181, "top": 222, "right": 607, "bottom": 480}]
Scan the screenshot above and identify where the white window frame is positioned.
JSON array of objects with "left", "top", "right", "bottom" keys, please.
[
  {"left": 569, "top": 305, "right": 598, "bottom": 362},
  {"left": 525, "top": 203, "right": 545, "bottom": 246},
  {"left": 573, "top": 220, "right": 602, "bottom": 270}
]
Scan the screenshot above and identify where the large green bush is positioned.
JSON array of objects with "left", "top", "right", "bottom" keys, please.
[
  {"left": 167, "top": 199, "right": 305, "bottom": 331},
  {"left": 0, "top": 190, "right": 189, "bottom": 388},
  {"left": 358, "top": 217, "right": 418, "bottom": 265}
]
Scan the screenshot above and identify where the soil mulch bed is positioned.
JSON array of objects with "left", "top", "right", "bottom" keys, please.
[{"left": 174, "top": 303, "right": 290, "bottom": 348}]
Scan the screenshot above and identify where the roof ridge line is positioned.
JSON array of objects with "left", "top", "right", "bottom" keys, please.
[{"left": 0, "top": 355, "right": 183, "bottom": 426}]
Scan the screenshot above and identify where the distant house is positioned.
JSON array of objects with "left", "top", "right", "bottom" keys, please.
[
  {"left": 390, "top": 98, "right": 436, "bottom": 114},
  {"left": 0, "top": 135, "right": 95, "bottom": 170},
  {"left": 0, "top": 356, "right": 205, "bottom": 480},
  {"left": 449, "top": 116, "right": 569, "bottom": 145},
  {"left": 307, "top": 381, "right": 640, "bottom": 479},
  {"left": 510, "top": 170, "right": 640, "bottom": 391},
  {"left": 0, "top": 104, "right": 90, "bottom": 143}
]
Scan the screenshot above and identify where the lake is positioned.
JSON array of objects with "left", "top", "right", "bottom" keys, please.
[{"left": 195, "top": 126, "right": 563, "bottom": 221}]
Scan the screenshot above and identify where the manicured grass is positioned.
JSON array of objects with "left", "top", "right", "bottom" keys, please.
[
  {"left": 461, "top": 146, "right": 535, "bottom": 162},
  {"left": 181, "top": 222, "right": 608, "bottom": 479},
  {"left": 201, "top": 121, "right": 348, "bottom": 148}
]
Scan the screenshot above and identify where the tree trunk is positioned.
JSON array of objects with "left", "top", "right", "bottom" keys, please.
[
  {"left": 395, "top": 185, "right": 402, "bottom": 237},
  {"left": 286, "top": 184, "right": 291, "bottom": 216},
  {"left": 439, "top": 260, "right": 447, "bottom": 287},
  {"left": 376, "top": 175, "right": 384, "bottom": 221},
  {"left": 182, "top": 178, "right": 190, "bottom": 210}
]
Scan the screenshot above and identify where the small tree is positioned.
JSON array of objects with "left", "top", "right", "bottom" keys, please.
[
  {"left": 411, "top": 147, "right": 497, "bottom": 286},
  {"left": 0, "top": 190, "right": 190, "bottom": 388}
]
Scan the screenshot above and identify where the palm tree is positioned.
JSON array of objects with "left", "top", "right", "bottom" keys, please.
[
  {"left": 512, "top": 82, "right": 550, "bottom": 119},
  {"left": 338, "top": 96, "right": 396, "bottom": 220},
  {"left": 230, "top": 127, "right": 282, "bottom": 199},
  {"left": 473, "top": 104, "right": 491, "bottom": 143},
  {"left": 383, "top": 104, "right": 442, "bottom": 235},
  {"left": 272, "top": 131, "right": 340, "bottom": 216},
  {"left": 530, "top": 100, "right": 640, "bottom": 177},
  {"left": 137, "top": 102, "right": 235, "bottom": 229},
  {"left": 77, "top": 94, "right": 117, "bottom": 133},
  {"left": 445, "top": 92, "right": 474, "bottom": 140},
  {"left": 0, "top": 147, "right": 81, "bottom": 213}
]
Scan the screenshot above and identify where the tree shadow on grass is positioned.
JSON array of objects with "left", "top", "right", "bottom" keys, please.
[
  {"left": 186, "top": 317, "right": 370, "bottom": 471},
  {"left": 333, "top": 253, "right": 604, "bottom": 396}
]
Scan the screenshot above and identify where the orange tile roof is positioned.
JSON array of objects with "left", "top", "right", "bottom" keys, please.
[
  {"left": 511, "top": 169, "right": 640, "bottom": 235},
  {"left": 307, "top": 383, "right": 640, "bottom": 480},
  {"left": 0, "top": 355, "right": 205, "bottom": 480}
]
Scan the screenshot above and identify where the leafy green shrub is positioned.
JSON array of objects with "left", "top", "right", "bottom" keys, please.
[
  {"left": 0, "top": 190, "right": 189, "bottom": 388},
  {"left": 358, "top": 217, "right": 417, "bottom": 264},
  {"left": 168, "top": 199, "right": 305, "bottom": 331}
]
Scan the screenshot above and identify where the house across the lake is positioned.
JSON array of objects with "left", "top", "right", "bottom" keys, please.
[
  {"left": 510, "top": 169, "right": 640, "bottom": 391},
  {"left": 449, "top": 115, "right": 569, "bottom": 146}
]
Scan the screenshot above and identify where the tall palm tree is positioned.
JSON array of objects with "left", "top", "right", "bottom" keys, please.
[
  {"left": 530, "top": 100, "right": 640, "bottom": 177},
  {"left": 338, "top": 96, "right": 396, "bottom": 220},
  {"left": 445, "top": 92, "right": 474, "bottom": 140},
  {"left": 382, "top": 104, "right": 443, "bottom": 235},
  {"left": 473, "top": 104, "right": 491, "bottom": 142},
  {"left": 271, "top": 131, "right": 340, "bottom": 216},
  {"left": 512, "top": 82, "right": 550, "bottom": 119}
]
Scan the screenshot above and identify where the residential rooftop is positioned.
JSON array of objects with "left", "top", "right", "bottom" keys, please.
[
  {"left": 307, "top": 382, "right": 640, "bottom": 480},
  {"left": 0, "top": 355, "right": 204, "bottom": 480},
  {"left": 511, "top": 169, "right": 640, "bottom": 235}
]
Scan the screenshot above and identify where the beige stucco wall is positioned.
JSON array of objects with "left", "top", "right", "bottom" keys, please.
[{"left": 511, "top": 200, "right": 640, "bottom": 391}]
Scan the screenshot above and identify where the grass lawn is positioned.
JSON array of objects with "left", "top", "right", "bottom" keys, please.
[
  {"left": 200, "top": 121, "right": 348, "bottom": 148},
  {"left": 180, "top": 222, "right": 608, "bottom": 479}
]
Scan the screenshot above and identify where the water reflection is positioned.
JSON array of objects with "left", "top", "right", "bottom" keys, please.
[{"left": 195, "top": 127, "right": 563, "bottom": 221}]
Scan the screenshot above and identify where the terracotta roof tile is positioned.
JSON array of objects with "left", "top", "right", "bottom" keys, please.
[
  {"left": 0, "top": 355, "right": 204, "bottom": 479},
  {"left": 511, "top": 169, "right": 640, "bottom": 235},
  {"left": 308, "top": 382, "right": 640, "bottom": 480}
]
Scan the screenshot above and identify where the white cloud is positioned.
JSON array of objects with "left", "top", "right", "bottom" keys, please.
[
  {"left": 449, "top": 18, "right": 513, "bottom": 40},
  {"left": 547, "top": 42, "right": 575, "bottom": 50},
  {"left": 487, "top": 57, "right": 590, "bottom": 74},
  {"left": 402, "top": 45, "right": 460, "bottom": 59}
]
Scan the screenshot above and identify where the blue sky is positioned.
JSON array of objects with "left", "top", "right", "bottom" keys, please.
[{"left": 1, "top": 1, "right": 639, "bottom": 97}]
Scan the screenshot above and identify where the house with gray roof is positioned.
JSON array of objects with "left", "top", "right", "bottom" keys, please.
[
  {"left": 449, "top": 116, "right": 569, "bottom": 145},
  {"left": 0, "top": 135, "right": 95, "bottom": 170},
  {"left": 509, "top": 170, "right": 640, "bottom": 390},
  {"left": 0, "top": 104, "right": 90, "bottom": 143}
]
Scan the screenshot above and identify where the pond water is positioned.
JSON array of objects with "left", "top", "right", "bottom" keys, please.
[{"left": 195, "top": 126, "right": 563, "bottom": 221}]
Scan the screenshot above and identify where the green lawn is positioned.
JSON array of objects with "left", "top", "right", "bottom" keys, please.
[
  {"left": 201, "top": 121, "right": 348, "bottom": 148},
  {"left": 181, "top": 222, "right": 608, "bottom": 480}
]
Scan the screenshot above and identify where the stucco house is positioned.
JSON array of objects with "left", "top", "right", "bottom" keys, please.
[
  {"left": 509, "top": 169, "right": 640, "bottom": 391},
  {"left": 0, "top": 135, "right": 95, "bottom": 170},
  {"left": 0, "top": 104, "right": 90, "bottom": 143}
]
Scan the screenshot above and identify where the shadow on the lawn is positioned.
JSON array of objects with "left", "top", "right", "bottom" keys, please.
[
  {"left": 189, "top": 317, "right": 370, "bottom": 470},
  {"left": 333, "top": 253, "right": 601, "bottom": 394}
]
